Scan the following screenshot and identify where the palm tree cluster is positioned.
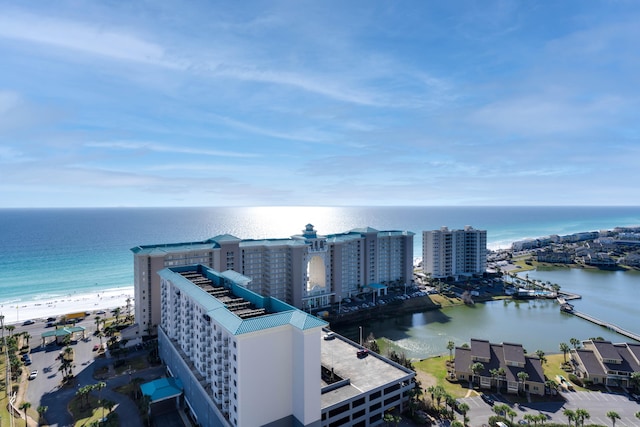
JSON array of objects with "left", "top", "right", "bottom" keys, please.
[
  {"left": 522, "top": 412, "right": 549, "bottom": 425},
  {"left": 492, "top": 403, "right": 517, "bottom": 424},
  {"left": 563, "top": 408, "right": 591, "bottom": 427},
  {"left": 58, "top": 344, "right": 76, "bottom": 381},
  {"left": 425, "top": 385, "right": 465, "bottom": 419},
  {"left": 76, "top": 382, "right": 106, "bottom": 409}
]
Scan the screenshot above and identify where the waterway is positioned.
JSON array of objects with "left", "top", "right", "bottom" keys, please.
[{"left": 334, "top": 267, "right": 640, "bottom": 360}]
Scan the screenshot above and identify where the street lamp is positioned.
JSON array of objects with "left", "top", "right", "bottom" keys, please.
[{"left": 359, "top": 326, "right": 363, "bottom": 346}]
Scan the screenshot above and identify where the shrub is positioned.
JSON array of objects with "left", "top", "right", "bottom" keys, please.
[{"left": 568, "top": 374, "right": 583, "bottom": 387}]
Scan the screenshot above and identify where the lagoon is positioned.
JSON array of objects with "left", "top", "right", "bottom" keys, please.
[{"left": 334, "top": 267, "right": 640, "bottom": 360}]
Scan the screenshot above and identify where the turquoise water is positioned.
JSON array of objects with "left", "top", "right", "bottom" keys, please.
[{"left": 0, "top": 206, "right": 639, "bottom": 304}]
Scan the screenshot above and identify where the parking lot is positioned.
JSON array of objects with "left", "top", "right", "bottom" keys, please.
[{"left": 458, "top": 390, "right": 640, "bottom": 426}]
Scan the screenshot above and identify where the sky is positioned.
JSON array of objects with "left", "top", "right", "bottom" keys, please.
[{"left": 1, "top": 1, "right": 639, "bottom": 208}]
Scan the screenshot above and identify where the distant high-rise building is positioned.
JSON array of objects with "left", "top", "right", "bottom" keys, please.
[
  {"left": 422, "top": 226, "right": 487, "bottom": 279},
  {"left": 132, "top": 224, "right": 414, "bottom": 336}
]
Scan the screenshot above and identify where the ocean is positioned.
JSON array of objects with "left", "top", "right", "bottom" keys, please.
[{"left": 1, "top": 206, "right": 639, "bottom": 306}]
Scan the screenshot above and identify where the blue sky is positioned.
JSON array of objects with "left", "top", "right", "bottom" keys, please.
[{"left": 1, "top": 1, "right": 639, "bottom": 207}]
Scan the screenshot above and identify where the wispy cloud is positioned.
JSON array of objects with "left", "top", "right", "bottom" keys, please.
[
  {"left": 0, "top": 11, "right": 179, "bottom": 68},
  {"left": 85, "top": 141, "right": 259, "bottom": 158}
]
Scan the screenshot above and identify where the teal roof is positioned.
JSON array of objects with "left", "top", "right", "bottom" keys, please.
[
  {"left": 41, "top": 326, "right": 85, "bottom": 338},
  {"left": 366, "top": 283, "right": 388, "bottom": 290},
  {"left": 160, "top": 265, "right": 327, "bottom": 336},
  {"left": 239, "top": 238, "right": 308, "bottom": 247},
  {"left": 131, "top": 241, "right": 219, "bottom": 255},
  {"left": 140, "top": 377, "right": 183, "bottom": 402}
]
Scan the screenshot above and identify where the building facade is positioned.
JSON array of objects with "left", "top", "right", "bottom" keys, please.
[
  {"left": 454, "top": 339, "right": 545, "bottom": 396},
  {"left": 132, "top": 224, "right": 414, "bottom": 336},
  {"left": 422, "top": 226, "right": 487, "bottom": 280},
  {"left": 158, "top": 264, "right": 414, "bottom": 427},
  {"left": 572, "top": 339, "right": 640, "bottom": 387}
]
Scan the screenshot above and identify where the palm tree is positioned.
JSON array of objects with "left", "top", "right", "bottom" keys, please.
[
  {"left": 470, "top": 362, "right": 484, "bottom": 385},
  {"left": 96, "top": 329, "right": 105, "bottom": 346},
  {"left": 564, "top": 409, "right": 576, "bottom": 426},
  {"left": 606, "top": 411, "right": 620, "bottom": 427},
  {"left": 5, "top": 324, "right": 16, "bottom": 337},
  {"left": 630, "top": 371, "right": 640, "bottom": 391},
  {"left": 23, "top": 332, "right": 31, "bottom": 347},
  {"left": 94, "top": 316, "right": 102, "bottom": 332},
  {"left": 570, "top": 337, "right": 581, "bottom": 349},
  {"left": 575, "top": 408, "right": 590, "bottom": 427},
  {"left": 524, "top": 413, "right": 537, "bottom": 426},
  {"left": 447, "top": 340, "right": 455, "bottom": 363},
  {"left": 19, "top": 401, "right": 31, "bottom": 427},
  {"left": 457, "top": 402, "right": 470, "bottom": 425},
  {"left": 560, "top": 342, "right": 571, "bottom": 363},
  {"left": 432, "top": 385, "right": 446, "bottom": 408},
  {"left": 506, "top": 408, "right": 517, "bottom": 424},
  {"left": 37, "top": 405, "right": 48, "bottom": 426},
  {"left": 94, "top": 381, "right": 107, "bottom": 420},
  {"left": 113, "top": 307, "right": 122, "bottom": 323},
  {"left": 635, "top": 411, "right": 640, "bottom": 419},
  {"left": 493, "top": 403, "right": 509, "bottom": 417},
  {"left": 76, "top": 386, "right": 91, "bottom": 409},
  {"left": 517, "top": 371, "right": 529, "bottom": 394},
  {"left": 535, "top": 349, "right": 546, "bottom": 365}
]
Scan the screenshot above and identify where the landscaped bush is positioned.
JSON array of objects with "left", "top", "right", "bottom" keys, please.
[{"left": 568, "top": 373, "right": 583, "bottom": 387}]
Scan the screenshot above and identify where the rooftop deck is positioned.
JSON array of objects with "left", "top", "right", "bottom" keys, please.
[{"left": 178, "top": 270, "right": 268, "bottom": 320}]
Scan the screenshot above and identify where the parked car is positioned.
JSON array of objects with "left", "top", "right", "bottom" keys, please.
[
  {"left": 23, "top": 356, "right": 32, "bottom": 366},
  {"left": 357, "top": 348, "right": 369, "bottom": 358},
  {"left": 28, "top": 370, "right": 38, "bottom": 380},
  {"left": 22, "top": 319, "right": 35, "bottom": 326},
  {"left": 481, "top": 393, "right": 494, "bottom": 405},
  {"left": 323, "top": 332, "right": 336, "bottom": 341}
]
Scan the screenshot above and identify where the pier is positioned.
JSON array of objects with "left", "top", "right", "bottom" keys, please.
[{"left": 565, "top": 310, "right": 640, "bottom": 342}]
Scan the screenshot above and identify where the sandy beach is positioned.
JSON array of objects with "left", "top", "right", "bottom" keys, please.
[{"left": 0, "top": 287, "right": 134, "bottom": 325}]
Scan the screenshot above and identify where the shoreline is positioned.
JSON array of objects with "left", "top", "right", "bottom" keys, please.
[{"left": 0, "top": 286, "right": 134, "bottom": 325}]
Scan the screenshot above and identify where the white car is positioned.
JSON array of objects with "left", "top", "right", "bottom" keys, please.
[
  {"left": 323, "top": 332, "right": 336, "bottom": 340},
  {"left": 28, "top": 370, "right": 38, "bottom": 380}
]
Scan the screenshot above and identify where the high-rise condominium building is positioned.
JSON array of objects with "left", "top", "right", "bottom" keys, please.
[
  {"left": 158, "top": 264, "right": 414, "bottom": 427},
  {"left": 422, "top": 226, "right": 487, "bottom": 280},
  {"left": 132, "top": 224, "right": 414, "bottom": 336}
]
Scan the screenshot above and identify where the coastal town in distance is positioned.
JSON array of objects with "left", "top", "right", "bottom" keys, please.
[{"left": 3, "top": 224, "right": 640, "bottom": 427}]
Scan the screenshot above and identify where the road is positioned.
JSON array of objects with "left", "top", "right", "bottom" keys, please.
[{"left": 12, "top": 316, "right": 162, "bottom": 427}]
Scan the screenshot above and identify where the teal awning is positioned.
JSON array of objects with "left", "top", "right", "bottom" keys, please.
[{"left": 141, "top": 377, "right": 184, "bottom": 403}]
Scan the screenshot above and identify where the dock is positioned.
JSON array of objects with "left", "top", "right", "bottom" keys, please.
[{"left": 565, "top": 310, "right": 640, "bottom": 342}]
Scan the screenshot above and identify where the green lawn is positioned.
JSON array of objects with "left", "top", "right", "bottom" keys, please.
[
  {"left": 414, "top": 356, "right": 471, "bottom": 398},
  {"left": 69, "top": 395, "right": 118, "bottom": 427}
]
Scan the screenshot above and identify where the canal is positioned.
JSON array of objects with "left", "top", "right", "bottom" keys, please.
[{"left": 333, "top": 267, "right": 640, "bottom": 360}]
